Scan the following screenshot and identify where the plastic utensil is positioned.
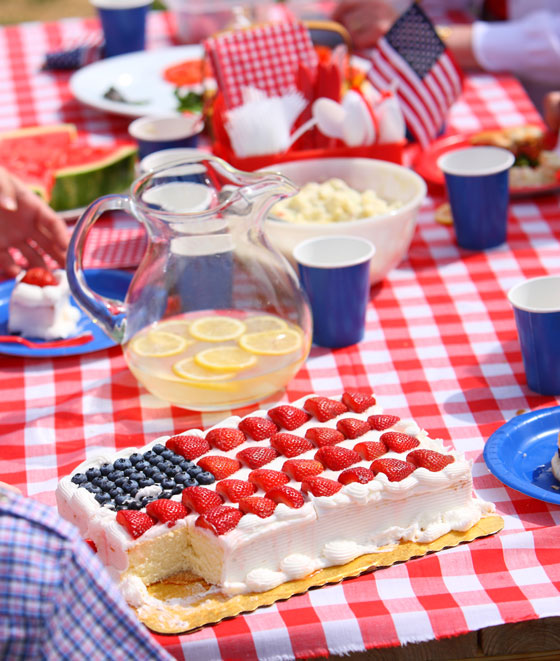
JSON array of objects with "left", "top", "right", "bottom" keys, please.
[{"left": 0, "top": 332, "right": 94, "bottom": 349}]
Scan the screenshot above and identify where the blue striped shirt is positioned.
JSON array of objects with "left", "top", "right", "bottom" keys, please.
[{"left": 0, "top": 489, "right": 173, "bottom": 660}]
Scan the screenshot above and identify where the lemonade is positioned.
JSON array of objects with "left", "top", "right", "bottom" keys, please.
[{"left": 124, "top": 311, "right": 310, "bottom": 411}]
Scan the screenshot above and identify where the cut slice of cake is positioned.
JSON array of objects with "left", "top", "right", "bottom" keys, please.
[
  {"left": 8, "top": 267, "right": 80, "bottom": 339},
  {"left": 56, "top": 391, "right": 495, "bottom": 602}
]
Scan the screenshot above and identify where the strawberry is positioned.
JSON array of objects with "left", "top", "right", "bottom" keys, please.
[
  {"left": 282, "top": 459, "right": 323, "bottom": 481},
  {"left": 406, "top": 449, "right": 454, "bottom": 472},
  {"left": 197, "top": 455, "right": 241, "bottom": 479},
  {"left": 266, "top": 485, "right": 305, "bottom": 508},
  {"left": 303, "top": 396, "right": 348, "bottom": 422},
  {"left": 301, "top": 477, "right": 342, "bottom": 497},
  {"left": 206, "top": 427, "right": 246, "bottom": 452},
  {"left": 195, "top": 505, "right": 243, "bottom": 535},
  {"left": 146, "top": 498, "right": 188, "bottom": 525},
  {"left": 84, "top": 539, "right": 97, "bottom": 553},
  {"left": 166, "top": 434, "right": 210, "bottom": 460},
  {"left": 270, "top": 432, "right": 314, "bottom": 458},
  {"left": 238, "top": 416, "right": 278, "bottom": 441},
  {"left": 370, "top": 458, "right": 415, "bottom": 482},
  {"left": 353, "top": 440, "right": 387, "bottom": 461},
  {"left": 182, "top": 486, "right": 223, "bottom": 514},
  {"left": 215, "top": 479, "right": 256, "bottom": 502},
  {"left": 267, "top": 405, "right": 310, "bottom": 430},
  {"left": 380, "top": 431, "right": 420, "bottom": 453},
  {"left": 342, "top": 391, "right": 376, "bottom": 413},
  {"left": 238, "top": 496, "right": 277, "bottom": 518},
  {"left": 336, "top": 418, "right": 371, "bottom": 439},
  {"left": 367, "top": 414, "right": 400, "bottom": 431},
  {"left": 116, "top": 510, "right": 155, "bottom": 539},
  {"left": 338, "top": 466, "right": 376, "bottom": 485},
  {"left": 314, "top": 445, "right": 361, "bottom": 471},
  {"left": 305, "top": 427, "right": 345, "bottom": 447},
  {"left": 21, "top": 267, "right": 57, "bottom": 287},
  {"left": 248, "top": 469, "right": 289, "bottom": 492},
  {"left": 236, "top": 446, "right": 279, "bottom": 469}
]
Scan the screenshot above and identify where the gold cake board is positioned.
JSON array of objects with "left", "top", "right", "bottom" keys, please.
[{"left": 133, "top": 515, "right": 504, "bottom": 635}]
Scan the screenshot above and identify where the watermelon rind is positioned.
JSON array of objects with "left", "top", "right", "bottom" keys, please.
[{"left": 49, "top": 145, "right": 138, "bottom": 212}]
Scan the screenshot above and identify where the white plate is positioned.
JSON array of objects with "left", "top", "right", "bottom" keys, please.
[{"left": 69, "top": 45, "right": 204, "bottom": 117}]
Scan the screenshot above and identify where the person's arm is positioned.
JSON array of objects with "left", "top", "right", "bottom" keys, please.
[{"left": 0, "top": 167, "right": 68, "bottom": 277}]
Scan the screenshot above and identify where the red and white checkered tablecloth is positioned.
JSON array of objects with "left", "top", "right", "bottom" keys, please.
[{"left": 2, "top": 12, "right": 560, "bottom": 661}]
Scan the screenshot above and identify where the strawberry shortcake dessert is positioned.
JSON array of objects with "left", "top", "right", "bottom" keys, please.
[{"left": 56, "top": 391, "right": 495, "bottom": 601}]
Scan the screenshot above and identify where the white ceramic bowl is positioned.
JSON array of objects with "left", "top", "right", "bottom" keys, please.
[{"left": 261, "top": 158, "right": 427, "bottom": 284}]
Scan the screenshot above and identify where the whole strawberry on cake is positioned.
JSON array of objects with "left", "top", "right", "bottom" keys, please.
[
  {"left": 56, "top": 391, "right": 495, "bottom": 603},
  {"left": 8, "top": 267, "right": 80, "bottom": 339}
]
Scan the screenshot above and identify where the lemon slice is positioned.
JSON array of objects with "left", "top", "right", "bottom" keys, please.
[
  {"left": 130, "top": 331, "right": 189, "bottom": 357},
  {"left": 243, "top": 315, "right": 288, "bottom": 333},
  {"left": 173, "top": 357, "right": 235, "bottom": 382},
  {"left": 157, "top": 319, "right": 192, "bottom": 337},
  {"left": 189, "top": 316, "right": 246, "bottom": 342},
  {"left": 239, "top": 329, "right": 303, "bottom": 355},
  {"left": 194, "top": 346, "right": 257, "bottom": 371}
]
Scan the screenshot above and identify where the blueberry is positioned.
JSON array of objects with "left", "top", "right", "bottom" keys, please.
[
  {"left": 156, "top": 460, "right": 170, "bottom": 473},
  {"left": 71, "top": 473, "right": 87, "bottom": 485},
  {"left": 170, "top": 454, "right": 183, "bottom": 465},
  {"left": 183, "top": 477, "right": 198, "bottom": 488},
  {"left": 95, "top": 492, "right": 112, "bottom": 505},
  {"left": 108, "top": 470, "right": 124, "bottom": 481},
  {"left": 161, "top": 478, "right": 175, "bottom": 490},
  {"left": 86, "top": 467, "right": 101, "bottom": 481},
  {"left": 134, "top": 460, "right": 149, "bottom": 472},
  {"left": 166, "top": 465, "right": 182, "bottom": 477},
  {"left": 122, "top": 480, "right": 139, "bottom": 494},
  {"left": 100, "top": 463, "right": 113, "bottom": 476},
  {"left": 159, "top": 490, "right": 173, "bottom": 499},
  {"left": 115, "top": 476, "right": 127, "bottom": 488},
  {"left": 126, "top": 500, "right": 142, "bottom": 510},
  {"left": 114, "top": 493, "right": 130, "bottom": 506},
  {"left": 174, "top": 472, "right": 189, "bottom": 484},
  {"left": 129, "top": 453, "right": 143, "bottom": 465},
  {"left": 84, "top": 484, "right": 102, "bottom": 494},
  {"left": 187, "top": 465, "right": 203, "bottom": 478},
  {"left": 161, "top": 449, "right": 174, "bottom": 460},
  {"left": 114, "top": 458, "right": 132, "bottom": 471},
  {"left": 171, "top": 484, "right": 183, "bottom": 495},
  {"left": 151, "top": 472, "right": 165, "bottom": 483},
  {"left": 143, "top": 465, "right": 157, "bottom": 478},
  {"left": 197, "top": 471, "right": 215, "bottom": 485},
  {"left": 153, "top": 444, "right": 166, "bottom": 454},
  {"left": 143, "top": 450, "right": 156, "bottom": 462},
  {"left": 109, "top": 487, "right": 124, "bottom": 498},
  {"left": 148, "top": 454, "right": 163, "bottom": 465},
  {"left": 139, "top": 477, "right": 155, "bottom": 488},
  {"left": 124, "top": 467, "right": 136, "bottom": 477},
  {"left": 129, "top": 471, "right": 144, "bottom": 482},
  {"left": 138, "top": 497, "right": 152, "bottom": 509},
  {"left": 93, "top": 476, "right": 113, "bottom": 491}
]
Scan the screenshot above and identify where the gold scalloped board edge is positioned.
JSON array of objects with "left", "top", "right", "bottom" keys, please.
[{"left": 134, "top": 515, "right": 504, "bottom": 635}]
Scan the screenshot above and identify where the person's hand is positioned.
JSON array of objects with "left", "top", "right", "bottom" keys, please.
[
  {"left": 332, "top": 0, "right": 400, "bottom": 49},
  {"left": 544, "top": 91, "right": 560, "bottom": 134},
  {"left": 0, "top": 167, "right": 68, "bottom": 278}
]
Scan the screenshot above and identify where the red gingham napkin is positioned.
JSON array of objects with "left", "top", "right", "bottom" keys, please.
[{"left": 204, "top": 21, "right": 318, "bottom": 109}]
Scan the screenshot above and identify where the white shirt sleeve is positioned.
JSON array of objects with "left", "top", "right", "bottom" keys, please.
[{"left": 472, "top": 10, "right": 560, "bottom": 85}]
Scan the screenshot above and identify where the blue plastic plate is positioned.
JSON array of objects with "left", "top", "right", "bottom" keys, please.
[
  {"left": 484, "top": 406, "right": 560, "bottom": 504},
  {"left": 0, "top": 268, "right": 131, "bottom": 358}
]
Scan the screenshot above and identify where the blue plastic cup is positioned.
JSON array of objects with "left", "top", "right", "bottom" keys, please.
[
  {"left": 91, "top": 0, "right": 151, "bottom": 58},
  {"left": 128, "top": 114, "right": 204, "bottom": 160},
  {"left": 438, "top": 146, "right": 515, "bottom": 251},
  {"left": 508, "top": 275, "right": 560, "bottom": 395},
  {"left": 293, "top": 236, "right": 375, "bottom": 349}
]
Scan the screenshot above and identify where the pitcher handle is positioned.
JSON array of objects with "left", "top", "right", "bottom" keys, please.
[{"left": 66, "top": 194, "right": 135, "bottom": 344}]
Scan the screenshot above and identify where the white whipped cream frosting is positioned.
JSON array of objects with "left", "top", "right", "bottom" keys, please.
[
  {"left": 8, "top": 269, "right": 80, "bottom": 339},
  {"left": 56, "top": 395, "right": 495, "bottom": 600}
]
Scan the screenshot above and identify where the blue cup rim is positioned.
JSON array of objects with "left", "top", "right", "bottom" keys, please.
[
  {"left": 438, "top": 146, "right": 515, "bottom": 177},
  {"left": 128, "top": 113, "right": 204, "bottom": 143},
  {"left": 293, "top": 235, "right": 375, "bottom": 269},
  {"left": 508, "top": 274, "right": 560, "bottom": 313}
]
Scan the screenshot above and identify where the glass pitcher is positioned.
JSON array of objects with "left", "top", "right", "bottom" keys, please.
[{"left": 67, "top": 155, "right": 312, "bottom": 411}]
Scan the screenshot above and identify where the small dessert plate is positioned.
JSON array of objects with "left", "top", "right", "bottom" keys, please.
[
  {"left": 484, "top": 406, "right": 560, "bottom": 504},
  {"left": 0, "top": 269, "right": 132, "bottom": 358}
]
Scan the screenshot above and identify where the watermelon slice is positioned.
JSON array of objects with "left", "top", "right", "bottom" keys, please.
[{"left": 0, "top": 124, "right": 137, "bottom": 212}]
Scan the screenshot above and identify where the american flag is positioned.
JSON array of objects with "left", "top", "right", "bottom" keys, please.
[{"left": 364, "top": 3, "right": 463, "bottom": 148}]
